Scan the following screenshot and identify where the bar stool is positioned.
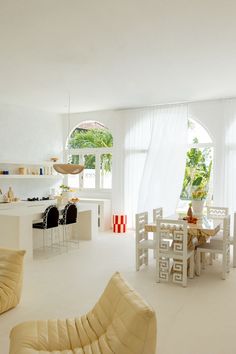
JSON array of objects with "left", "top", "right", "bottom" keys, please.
[
  {"left": 33, "top": 205, "right": 60, "bottom": 251},
  {"left": 60, "top": 203, "right": 78, "bottom": 248}
]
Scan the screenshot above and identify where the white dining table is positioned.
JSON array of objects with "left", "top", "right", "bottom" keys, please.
[{"left": 145, "top": 215, "right": 221, "bottom": 249}]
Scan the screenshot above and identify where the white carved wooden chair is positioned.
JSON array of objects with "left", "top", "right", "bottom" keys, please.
[
  {"left": 196, "top": 215, "right": 231, "bottom": 279},
  {"left": 206, "top": 206, "right": 236, "bottom": 265},
  {"left": 207, "top": 207, "right": 236, "bottom": 267},
  {"left": 156, "top": 219, "right": 194, "bottom": 287},
  {"left": 207, "top": 206, "right": 229, "bottom": 264},
  {"left": 152, "top": 207, "right": 163, "bottom": 258},
  {"left": 136, "top": 212, "right": 155, "bottom": 271},
  {"left": 207, "top": 206, "right": 229, "bottom": 230},
  {"left": 153, "top": 207, "right": 163, "bottom": 222}
]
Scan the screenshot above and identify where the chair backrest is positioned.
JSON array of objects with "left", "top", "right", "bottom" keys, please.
[
  {"left": 91, "top": 272, "right": 157, "bottom": 354},
  {"left": 153, "top": 207, "right": 163, "bottom": 223},
  {"left": 207, "top": 206, "right": 229, "bottom": 230},
  {"left": 156, "top": 219, "right": 187, "bottom": 284},
  {"left": 43, "top": 205, "right": 59, "bottom": 229},
  {"left": 136, "top": 212, "right": 148, "bottom": 244},
  {"left": 61, "top": 203, "right": 77, "bottom": 225},
  {"left": 156, "top": 218, "right": 187, "bottom": 257}
]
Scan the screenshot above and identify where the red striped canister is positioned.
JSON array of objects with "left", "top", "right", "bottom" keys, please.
[{"left": 113, "top": 214, "right": 127, "bottom": 233}]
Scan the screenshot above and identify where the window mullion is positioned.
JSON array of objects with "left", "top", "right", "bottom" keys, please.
[
  {"left": 80, "top": 154, "right": 84, "bottom": 189},
  {"left": 95, "top": 152, "right": 100, "bottom": 189}
]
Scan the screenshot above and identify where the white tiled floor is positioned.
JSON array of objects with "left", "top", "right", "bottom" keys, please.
[{"left": 1, "top": 231, "right": 236, "bottom": 354}]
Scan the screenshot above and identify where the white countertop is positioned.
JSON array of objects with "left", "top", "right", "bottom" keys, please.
[
  {"left": 0, "top": 201, "right": 95, "bottom": 217},
  {"left": 0, "top": 199, "right": 54, "bottom": 209}
]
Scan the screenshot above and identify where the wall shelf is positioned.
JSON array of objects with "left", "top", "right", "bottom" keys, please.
[
  {"left": 0, "top": 175, "right": 62, "bottom": 179},
  {"left": 0, "top": 161, "right": 63, "bottom": 179}
]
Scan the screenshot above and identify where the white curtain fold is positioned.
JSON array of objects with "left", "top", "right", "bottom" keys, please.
[
  {"left": 138, "top": 104, "right": 188, "bottom": 217},
  {"left": 224, "top": 99, "right": 236, "bottom": 213},
  {"left": 123, "top": 108, "right": 153, "bottom": 227},
  {"left": 123, "top": 104, "right": 188, "bottom": 227}
]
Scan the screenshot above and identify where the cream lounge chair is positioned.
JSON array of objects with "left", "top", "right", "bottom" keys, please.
[
  {"left": 0, "top": 248, "right": 26, "bottom": 315},
  {"left": 10, "top": 272, "right": 157, "bottom": 354}
]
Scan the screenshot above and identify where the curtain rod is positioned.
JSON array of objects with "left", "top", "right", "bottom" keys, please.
[
  {"left": 116, "top": 95, "right": 236, "bottom": 112},
  {"left": 66, "top": 95, "right": 236, "bottom": 116}
]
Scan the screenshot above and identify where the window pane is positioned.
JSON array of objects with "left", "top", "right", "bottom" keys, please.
[
  {"left": 83, "top": 154, "right": 96, "bottom": 188},
  {"left": 68, "top": 121, "right": 113, "bottom": 148},
  {"left": 100, "top": 153, "right": 112, "bottom": 189},
  {"left": 70, "top": 155, "right": 80, "bottom": 164},
  {"left": 180, "top": 147, "right": 213, "bottom": 201},
  {"left": 68, "top": 155, "right": 80, "bottom": 188}
]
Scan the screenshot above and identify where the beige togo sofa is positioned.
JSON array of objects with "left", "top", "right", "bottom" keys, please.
[
  {"left": 0, "top": 248, "right": 26, "bottom": 315},
  {"left": 10, "top": 272, "right": 157, "bottom": 354}
]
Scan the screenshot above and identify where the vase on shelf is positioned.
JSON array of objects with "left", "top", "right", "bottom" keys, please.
[{"left": 191, "top": 199, "right": 205, "bottom": 219}]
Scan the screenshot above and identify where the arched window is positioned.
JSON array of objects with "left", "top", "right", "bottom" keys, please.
[
  {"left": 180, "top": 118, "right": 213, "bottom": 203},
  {"left": 66, "top": 121, "right": 113, "bottom": 190}
]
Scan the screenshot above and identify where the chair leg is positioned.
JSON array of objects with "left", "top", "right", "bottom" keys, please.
[
  {"left": 196, "top": 250, "right": 201, "bottom": 276},
  {"left": 189, "top": 254, "right": 194, "bottom": 279},
  {"left": 233, "top": 242, "right": 236, "bottom": 268}
]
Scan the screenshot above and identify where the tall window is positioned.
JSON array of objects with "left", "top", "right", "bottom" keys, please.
[
  {"left": 67, "top": 121, "right": 113, "bottom": 190},
  {"left": 180, "top": 118, "right": 213, "bottom": 205}
]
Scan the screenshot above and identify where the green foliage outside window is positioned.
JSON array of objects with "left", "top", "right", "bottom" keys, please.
[
  {"left": 68, "top": 128, "right": 113, "bottom": 171},
  {"left": 181, "top": 146, "right": 212, "bottom": 200}
]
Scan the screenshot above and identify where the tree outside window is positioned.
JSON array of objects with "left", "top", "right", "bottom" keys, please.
[
  {"left": 180, "top": 119, "right": 213, "bottom": 203},
  {"left": 67, "top": 121, "right": 113, "bottom": 189}
]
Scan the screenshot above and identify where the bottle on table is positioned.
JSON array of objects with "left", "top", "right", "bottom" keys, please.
[{"left": 187, "top": 203, "right": 193, "bottom": 220}]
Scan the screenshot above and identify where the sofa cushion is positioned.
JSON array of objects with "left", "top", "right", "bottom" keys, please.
[{"left": 0, "top": 248, "right": 26, "bottom": 315}]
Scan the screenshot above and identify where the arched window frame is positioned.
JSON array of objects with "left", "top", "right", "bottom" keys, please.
[{"left": 65, "top": 122, "right": 113, "bottom": 191}]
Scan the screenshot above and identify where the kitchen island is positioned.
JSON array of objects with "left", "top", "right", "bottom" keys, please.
[{"left": 0, "top": 201, "right": 97, "bottom": 260}]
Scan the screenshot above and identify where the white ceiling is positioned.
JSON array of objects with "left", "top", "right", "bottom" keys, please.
[{"left": 1, "top": 0, "right": 236, "bottom": 113}]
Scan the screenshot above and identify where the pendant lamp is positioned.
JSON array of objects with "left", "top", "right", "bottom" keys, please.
[{"left": 53, "top": 96, "right": 84, "bottom": 175}]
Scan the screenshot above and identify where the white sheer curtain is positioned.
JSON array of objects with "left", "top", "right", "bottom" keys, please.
[
  {"left": 123, "top": 108, "right": 153, "bottom": 227},
  {"left": 224, "top": 99, "right": 236, "bottom": 213},
  {"left": 123, "top": 104, "right": 188, "bottom": 227},
  {"left": 138, "top": 104, "right": 188, "bottom": 217}
]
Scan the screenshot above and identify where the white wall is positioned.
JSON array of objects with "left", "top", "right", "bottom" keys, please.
[{"left": 0, "top": 104, "right": 63, "bottom": 199}]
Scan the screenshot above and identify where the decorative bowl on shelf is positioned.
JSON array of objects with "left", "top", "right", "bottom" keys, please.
[{"left": 50, "top": 157, "right": 59, "bottom": 163}]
